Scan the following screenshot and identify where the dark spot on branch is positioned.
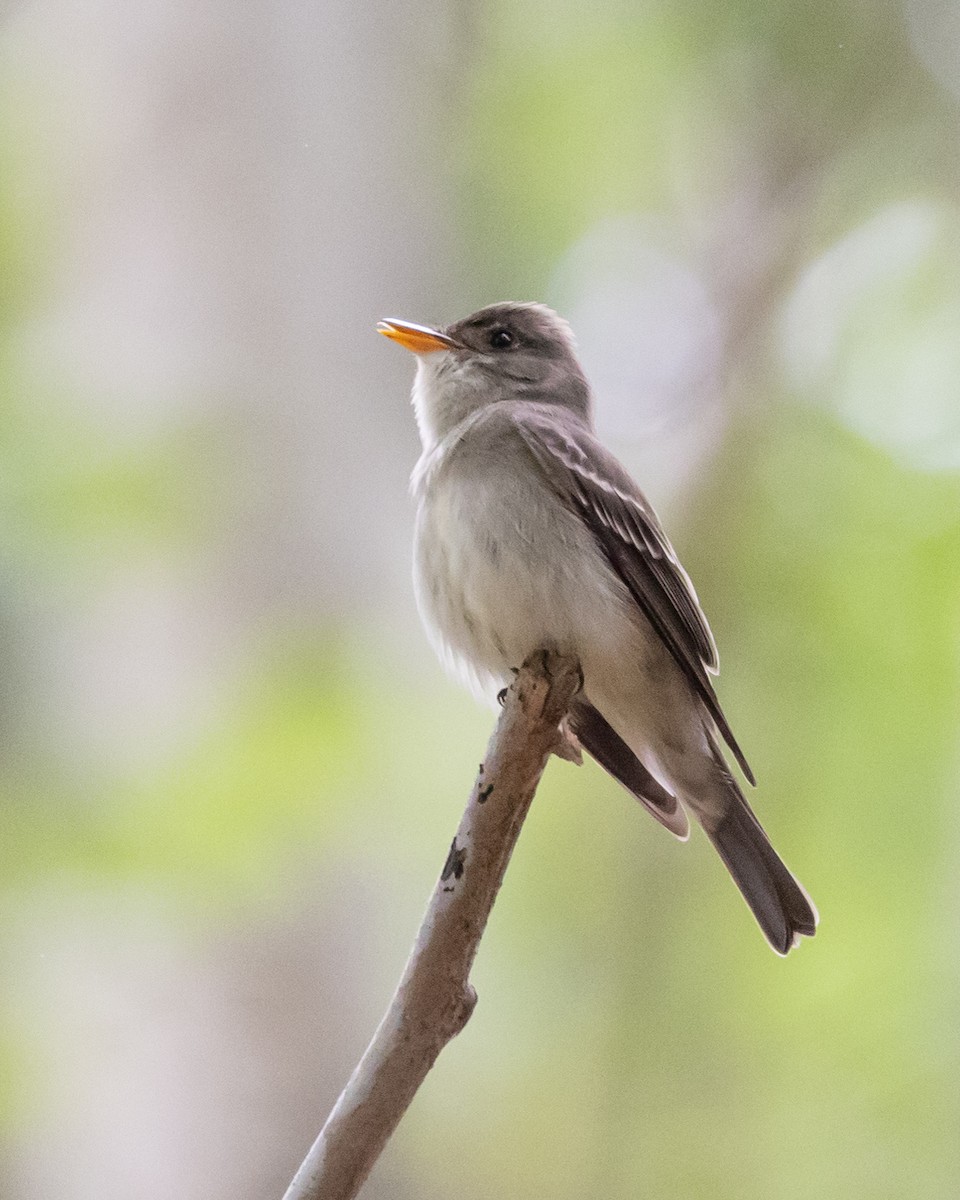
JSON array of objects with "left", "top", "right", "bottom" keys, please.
[
  {"left": 478, "top": 784, "right": 494, "bottom": 803},
  {"left": 441, "top": 838, "right": 467, "bottom": 882}
]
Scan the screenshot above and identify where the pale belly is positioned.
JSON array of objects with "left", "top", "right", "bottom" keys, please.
[{"left": 413, "top": 466, "right": 640, "bottom": 695}]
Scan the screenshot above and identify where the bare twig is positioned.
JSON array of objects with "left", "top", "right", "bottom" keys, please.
[{"left": 282, "top": 647, "right": 582, "bottom": 1200}]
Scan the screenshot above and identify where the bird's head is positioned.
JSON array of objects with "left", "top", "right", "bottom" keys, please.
[{"left": 378, "top": 302, "right": 591, "bottom": 446}]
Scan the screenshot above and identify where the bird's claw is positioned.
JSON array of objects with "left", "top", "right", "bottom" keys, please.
[
  {"left": 555, "top": 715, "right": 584, "bottom": 765},
  {"left": 497, "top": 668, "right": 520, "bottom": 707}
]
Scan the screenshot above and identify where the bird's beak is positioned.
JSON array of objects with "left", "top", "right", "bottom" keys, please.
[{"left": 377, "top": 318, "right": 461, "bottom": 355}]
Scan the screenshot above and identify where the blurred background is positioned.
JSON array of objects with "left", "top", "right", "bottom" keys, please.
[{"left": 1, "top": 0, "right": 959, "bottom": 1196}]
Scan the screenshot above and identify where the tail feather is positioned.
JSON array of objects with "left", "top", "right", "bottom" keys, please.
[
  {"left": 568, "top": 702, "right": 817, "bottom": 954},
  {"left": 569, "top": 699, "right": 689, "bottom": 840},
  {"left": 705, "top": 788, "right": 818, "bottom": 955}
]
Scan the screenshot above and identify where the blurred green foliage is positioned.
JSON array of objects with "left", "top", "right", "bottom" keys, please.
[{"left": 2, "top": 0, "right": 960, "bottom": 1197}]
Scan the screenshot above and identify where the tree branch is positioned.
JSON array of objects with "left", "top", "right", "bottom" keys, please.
[{"left": 281, "top": 647, "right": 583, "bottom": 1200}]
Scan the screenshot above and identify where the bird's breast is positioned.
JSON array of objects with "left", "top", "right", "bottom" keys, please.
[{"left": 411, "top": 444, "right": 629, "bottom": 690}]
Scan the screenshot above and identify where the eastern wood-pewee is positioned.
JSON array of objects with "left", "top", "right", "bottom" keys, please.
[{"left": 379, "top": 302, "right": 817, "bottom": 954}]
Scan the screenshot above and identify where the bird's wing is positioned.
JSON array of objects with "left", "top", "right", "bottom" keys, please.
[
  {"left": 513, "top": 407, "right": 755, "bottom": 785},
  {"left": 568, "top": 698, "right": 689, "bottom": 839}
]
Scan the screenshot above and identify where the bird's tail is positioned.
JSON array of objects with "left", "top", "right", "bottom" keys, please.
[
  {"left": 702, "top": 752, "right": 817, "bottom": 954},
  {"left": 569, "top": 698, "right": 689, "bottom": 839}
]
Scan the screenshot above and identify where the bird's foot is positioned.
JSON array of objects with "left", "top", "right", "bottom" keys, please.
[
  {"left": 497, "top": 667, "right": 521, "bottom": 707},
  {"left": 555, "top": 715, "right": 584, "bottom": 765}
]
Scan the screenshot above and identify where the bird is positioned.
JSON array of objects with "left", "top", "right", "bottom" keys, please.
[{"left": 378, "top": 302, "right": 817, "bottom": 954}]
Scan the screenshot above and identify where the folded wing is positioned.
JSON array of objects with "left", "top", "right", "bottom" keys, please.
[{"left": 514, "top": 407, "right": 755, "bottom": 786}]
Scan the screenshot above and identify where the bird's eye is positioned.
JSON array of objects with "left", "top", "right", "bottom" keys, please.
[{"left": 488, "top": 328, "right": 514, "bottom": 349}]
